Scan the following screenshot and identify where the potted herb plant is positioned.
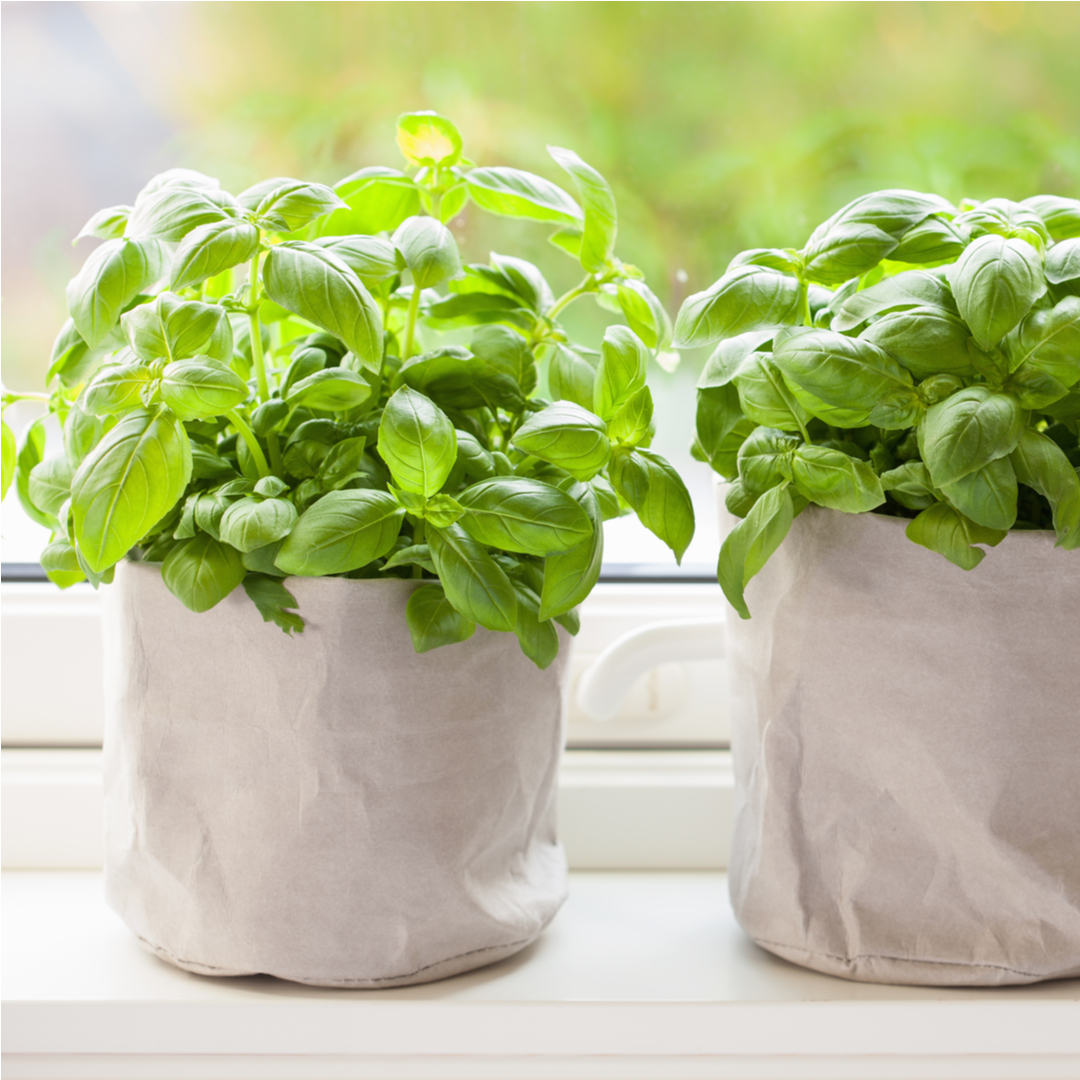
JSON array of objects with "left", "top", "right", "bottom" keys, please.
[
  {"left": 579, "top": 190, "right": 1080, "bottom": 986},
  {"left": 0, "top": 112, "right": 694, "bottom": 987}
]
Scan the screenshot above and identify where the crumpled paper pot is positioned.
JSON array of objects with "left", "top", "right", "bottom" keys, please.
[
  {"left": 725, "top": 504, "right": 1080, "bottom": 986},
  {"left": 102, "top": 562, "right": 570, "bottom": 987}
]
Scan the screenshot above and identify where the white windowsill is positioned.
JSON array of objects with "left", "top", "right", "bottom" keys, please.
[{"left": 3, "top": 871, "right": 1078, "bottom": 1080}]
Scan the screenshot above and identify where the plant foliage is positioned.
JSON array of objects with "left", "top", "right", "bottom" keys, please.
[
  {"left": 1, "top": 113, "right": 694, "bottom": 667},
  {"left": 680, "top": 190, "right": 1080, "bottom": 617}
]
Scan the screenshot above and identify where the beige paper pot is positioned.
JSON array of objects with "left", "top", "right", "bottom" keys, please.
[
  {"left": 724, "top": 505, "right": 1080, "bottom": 986},
  {"left": 102, "top": 563, "right": 570, "bottom": 988}
]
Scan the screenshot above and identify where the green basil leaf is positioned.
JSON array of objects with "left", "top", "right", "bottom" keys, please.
[
  {"left": 832, "top": 269, "right": 957, "bottom": 331},
  {"left": 539, "top": 481, "right": 603, "bottom": 620},
  {"left": 948, "top": 233, "right": 1045, "bottom": 350},
  {"left": 724, "top": 478, "right": 758, "bottom": 518},
  {"left": 717, "top": 482, "right": 795, "bottom": 619},
  {"left": 123, "top": 292, "right": 229, "bottom": 362},
  {"left": 545, "top": 342, "right": 598, "bottom": 410},
  {"left": 219, "top": 495, "right": 298, "bottom": 553},
  {"left": 1010, "top": 428, "right": 1080, "bottom": 549},
  {"left": 547, "top": 146, "right": 616, "bottom": 272},
  {"left": 859, "top": 305, "right": 976, "bottom": 379},
  {"left": 1021, "top": 196, "right": 1080, "bottom": 241},
  {"left": 800, "top": 189, "right": 954, "bottom": 284},
  {"left": 275, "top": 490, "right": 404, "bottom": 576},
  {"left": 548, "top": 226, "right": 583, "bottom": 259},
  {"left": 1, "top": 418, "right": 15, "bottom": 500},
  {"left": 695, "top": 383, "right": 744, "bottom": 465},
  {"left": 377, "top": 386, "right": 457, "bottom": 497},
  {"left": 71, "top": 408, "right": 193, "bottom": 572},
  {"left": 470, "top": 324, "right": 538, "bottom": 402},
  {"left": 465, "top": 166, "right": 582, "bottom": 226},
  {"left": 66, "top": 239, "right": 170, "bottom": 347},
  {"left": 286, "top": 368, "right": 373, "bottom": 412},
  {"left": 939, "top": 456, "right": 1018, "bottom": 531},
  {"left": 920, "top": 386, "right": 1024, "bottom": 487},
  {"left": 593, "top": 325, "right": 648, "bottom": 421},
  {"left": 674, "top": 266, "right": 802, "bottom": 349},
  {"left": 457, "top": 476, "right": 593, "bottom": 556},
  {"left": 382, "top": 544, "right": 436, "bottom": 574},
  {"left": 237, "top": 178, "right": 345, "bottom": 233},
  {"left": 1005, "top": 363, "right": 1071, "bottom": 410},
  {"left": 424, "top": 292, "right": 530, "bottom": 332},
  {"left": 728, "top": 248, "right": 802, "bottom": 275},
  {"left": 439, "top": 182, "right": 470, "bottom": 223},
  {"left": 40, "top": 538, "right": 86, "bottom": 588},
  {"left": 27, "top": 456, "right": 73, "bottom": 518},
  {"left": 313, "top": 235, "right": 402, "bottom": 283},
  {"left": 82, "top": 361, "right": 155, "bottom": 417},
  {"left": 772, "top": 328, "right": 914, "bottom": 426},
  {"left": 162, "top": 533, "right": 246, "bottom": 612},
  {"left": 880, "top": 461, "right": 942, "bottom": 510},
  {"left": 609, "top": 448, "right": 695, "bottom": 563},
  {"left": 905, "top": 502, "right": 1006, "bottom": 570},
  {"left": 890, "top": 214, "right": 970, "bottom": 265},
  {"left": 736, "top": 426, "right": 800, "bottom": 494},
  {"left": 126, "top": 185, "right": 235, "bottom": 242},
  {"left": 406, "top": 581, "right": 475, "bottom": 653},
  {"left": 262, "top": 242, "right": 383, "bottom": 371},
  {"left": 511, "top": 401, "right": 611, "bottom": 481},
  {"left": 242, "top": 574, "right": 304, "bottom": 633},
  {"left": 511, "top": 580, "right": 560, "bottom": 670},
  {"left": 316, "top": 436, "right": 367, "bottom": 491},
  {"left": 427, "top": 523, "right": 518, "bottom": 632},
  {"left": 170, "top": 218, "right": 261, "bottom": 292},
  {"left": 75, "top": 205, "right": 133, "bottom": 244},
  {"left": 790, "top": 445, "right": 885, "bottom": 513},
  {"left": 1003, "top": 295, "right": 1080, "bottom": 386},
  {"left": 393, "top": 346, "right": 482, "bottom": 399},
  {"left": 316, "top": 167, "right": 421, "bottom": 238},
  {"left": 615, "top": 279, "right": 673, "bottom": 351},
  {"left": 608, "top": 386, "right": 654, "bottom": 446},
  {"left": 15, "top": 418, "right": 55, "bottom": 528},
  {"left": 136, "top": 168, "right": 221, "bottom": 196},
  {"left": 1045, "top": 239, "right": 1080, "bottom": 286},
  {"left": 732, "top": 352, "right": 811, "bottom": 432},
  {"left": 422, "top": 493, "right": 465, "bottom": 529},
  {"left": 392, "top": 215, "right": 462, "bottom": 289},
  {"left": 61, "top": 402, "right": 105, "bottom": 471},
  {"left": 396, "top": 111, "right": 463, "bottom": 169},
  {"left": 159, "top": 358, "right": 248, "bottom": 421}
]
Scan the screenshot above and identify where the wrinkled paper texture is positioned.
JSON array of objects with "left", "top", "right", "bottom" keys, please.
[
  {"left": 723, "top": 505, "right": 1080, "bottom": 986},
  {"left": 103, "top": 563, "right": 570, "bottom": 987}
]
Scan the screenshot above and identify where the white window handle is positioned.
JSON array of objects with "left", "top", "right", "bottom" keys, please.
[{"left": 575, "top": 617, "right": 726, "bottom": 722}]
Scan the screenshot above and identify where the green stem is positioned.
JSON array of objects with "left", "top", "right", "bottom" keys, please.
[
  {"left": 403, "top": 285, "right": 423, "bottom": 359},
  {"left": 545, "top": 275, "right": 596, "bottom": 323},
  {"left": 2, "top": 392, "right": 50, "bottom": 405},
  {"left": 798, "top": 279, "right": 812, "bottom": 327},
  {"left": 246, "top": 249, "right": 283, "bottom": 473},
  {"left": 226, "top": 409, "right": 271, "bottom": 479}
]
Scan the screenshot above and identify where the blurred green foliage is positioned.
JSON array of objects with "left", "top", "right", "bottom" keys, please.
[{"left": 172, "top": 0, "right": 1080, "bottom": 313}]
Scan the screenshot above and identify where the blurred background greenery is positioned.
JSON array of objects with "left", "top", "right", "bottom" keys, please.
[{"left": 3, "top": 0, "right": 1079, "bottom": 563}]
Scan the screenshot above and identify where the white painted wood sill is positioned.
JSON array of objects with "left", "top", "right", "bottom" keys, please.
[{"left": 4, "top": 870, "right": 1079, "bottom": 1080}]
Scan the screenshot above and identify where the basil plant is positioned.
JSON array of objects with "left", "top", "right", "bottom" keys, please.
[
  {"left": 0, "top": 112, "right": 694, "bottom": 667},
  {"left": 679, "top": 190, "right": 1080, "bottom": 618}
]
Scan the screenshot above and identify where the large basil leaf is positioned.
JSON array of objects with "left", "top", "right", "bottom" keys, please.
[
  {"left": 905, "top": 502, "right": 1006, "bottom": 570},
  {"left": 316, "top": 167, "right": 421, "bottom": 238},
  {"left": 736, "top": 426, "right": 799, "bottom": 494},
  {"left": 772, "top": 328, "right": 916, "bottom": 427},
  {"left": 609, "top": 448, "right": 695, "bottom": 562},
  {"left": 377, "top": 386, "right": 457, "bottom": 497},
  {"left": 673, "top": 266, "right": 801, "bottom": 349},
  {"left": 122, "top": 292, "right": 228, "bottom": 362},
  {"left": 406, "top": 582, "right": 476, "bottom": 653},
  {"left": 219, "top": 496, "right": 298, "bottom": 553},
  {"left": 832, "top": 269, "right": 957, "bottom": 331},
  {"left": 593, "top": 325, "right": 648, "bottom": 420},
  {"left": 63, "top": 402, "right": 106, "bottom": 470},
  {"left": 939, "top": 456, "right": 1018, "bottom": 531},
  {"left": 457, "top": 477, "right": 593, "bottom": 556},
  {"left": 891, "top": 215, "right": 970, "bottom": 265},
  {"left": 511, "top": 401, "right": 611, "bottom": 481},
  {"left": 548, "top": 146, "right": 616, "bottom": 272},
  {"left": 170, "top": 218, "right": 261, "bottom": 291},
  {"left": 286, "top": 368, "right": 373, "bottom": 412},
  {"left": 75, "top": 206, "right": 133, "bottom": 244},
  {"left": 162, "top": 533, "right": 246, "bottom": 612},
  {"left": 790, "top": 445, "right": 885, "bottom": 513},
  {"left": 1003, "top": 295, "right": 1080, "bottom": 386},
  {"left": 465, "top": 167, "right": 582, "bottom": 226},
  {"left": 511, "top": 580, "right": 560, "bottom": 670},
  {"left": 539, "top": 481, "right": 603, "bottom": 620},
  {"left": 616, "top": 279, "right": 673, "bottom": 351},
  {"left": 237, "top": 178, "right": 345, "bottom": 233},
  {"left": 313, "top": 236, "right": 401, "bottom": 283},
  {"left": 1045, "top": 239, "right": 1080, "bottom": 285},
  {"left": 427, "top": 524, "right": 518, "bottom": 632},
  {"left": 859, "top": 306, "right": 976, "bottom": 378},
  {"left": 160, "top": 358, "right": 248, "bottom": 421},
  {"left": 71, "top": 408, "right": 193, "bottom": 572},
  {"left": 393, "top": 215, "right": 462, "bottom": 289},
  {"left": 732, "top": 352, "right": 811, "bottom": 432},
  {"left": 920, "top": 386, "right": 1023, "bottom": 487},
  {"left": 275, "top": 490, "right": 404, "bottom": 575},
  {"left": 546, "top": 342, "right": 598, "bottom": 410},
  {"left": 608, "top": 386, "right": 654, "bottom": 446},
  {"left": 262, "top": 242, "right": 383, "bottom": 370},
  {"left": 82, "top": 361, "right": 156, "bottom": 417},
  {"left": 66, "top": 239, "right": 170, "bottom": 347},
  {"left": 126, "top": 184, "right": 235, "bottom": 242},
  {"left": 1021, "top": 196, "right": 1080, "bottom": 241},
  {"left": 1010, "top": 429, "right": 1080, "bottom": 549},
  {"left": 28, "top": 456, "right": 73, "bottom": 518},
  {"left": 948, "top": 234, "right": 1044, "bottom": 350},
  {"left": 717, "top": 482, "right": 795, "bottom": 619}
]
